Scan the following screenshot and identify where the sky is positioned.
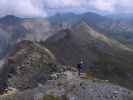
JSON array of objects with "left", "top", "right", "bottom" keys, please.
[{"left": 0, "top": 0, "right": 133, "bottom": 17}]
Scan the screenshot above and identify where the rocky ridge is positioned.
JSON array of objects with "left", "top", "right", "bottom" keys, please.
[{"left": 0, "top": 70, "right": 133, "bottom": 100}]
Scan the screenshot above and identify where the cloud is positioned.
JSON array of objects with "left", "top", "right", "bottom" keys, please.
[
  {"left": 91, "top": 0, "right": 133, "bottom": 13},
  {"left": 43, "top": 0, "right": 82, "bottom": 8},
  {"left": 0, "top": 0, "right": 47, "bottom": 17},
  {"left": 114, "top": 0, "right": 133, "bottom": 13},
  {"left": 90, "top": 0, "right": 115, "bottom": 12},
  {"left": 0, "top": 0, "right": 133, "bottom": 17}
]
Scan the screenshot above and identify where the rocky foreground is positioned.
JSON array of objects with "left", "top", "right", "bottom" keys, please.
[
  {"left": 0, "top": 40, "right": 133, "bottom": 100},
  {"left": 0, "top": 71, "right": 133, "bottom": 100}
]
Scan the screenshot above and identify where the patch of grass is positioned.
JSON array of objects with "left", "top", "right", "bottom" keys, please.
[
  {"left": 8, "top": 77, "right": 17, "bottom": 87},
  {"left": 0, "top": 92, "right": 16, "bottom": 100},
  {"left": 86, "top": 70, "right": 95, "bottom": 80},
  {"left": 43, "top": 95, "right": 60, "bottom": 100}
]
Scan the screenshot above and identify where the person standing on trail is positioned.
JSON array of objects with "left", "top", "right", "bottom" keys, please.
[{"left": 77, "top": 60, "right": 84, "bottom": 76}]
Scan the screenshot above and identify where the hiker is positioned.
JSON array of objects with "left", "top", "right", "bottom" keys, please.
[
  {"left": 0, "top": 82, "right": 7, "bottom": 95},
  {"left": 77, "top": 60, "right": 84, "bottom": 76}
]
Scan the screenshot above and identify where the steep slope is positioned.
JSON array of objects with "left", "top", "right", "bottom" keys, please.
[
  {"left": 0, "top": 15, "right": 27, "bottom": 39},
  {"left": 21, "top": 19, "right": 60, "bottom": 41},
  {"left": 0, "top": 29, "right": 10, "bottom": 58},
  {"left": 0, "top": 15, "right": 26, "bottom": 58},
  {"left": 44, "top": 22, "right": 133, "bottom": 89}
]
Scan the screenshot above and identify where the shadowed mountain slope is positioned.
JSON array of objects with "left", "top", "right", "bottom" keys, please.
[{"left": 44, "top": 22, "right": 133, "bottom": 89}]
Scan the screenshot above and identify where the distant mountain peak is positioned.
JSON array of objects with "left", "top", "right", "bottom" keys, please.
[
  {"left": 0, "top": 15, "right": 21, "bottom": 25},
  {"left": 1, "top": 15, "right": 20, "bottom": 20},
  {"left": 3, "top": 15, "right": 17, "bottom": 18}
]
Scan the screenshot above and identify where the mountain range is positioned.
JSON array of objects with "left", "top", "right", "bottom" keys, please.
[
  {"left": 0, "top": 12, "right": 133, "bottom": 99},
  {"left": 0, "top": 12, "right": 133, "bottom": 58}
]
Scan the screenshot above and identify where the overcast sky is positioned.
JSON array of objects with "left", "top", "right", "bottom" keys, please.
[{"left": 0, "top": 0, "right": 133, "bottom": 17}]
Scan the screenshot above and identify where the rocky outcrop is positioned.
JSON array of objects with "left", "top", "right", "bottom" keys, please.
[{"left": 0, "top": 40, "right": 58, "bottom": 91}]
